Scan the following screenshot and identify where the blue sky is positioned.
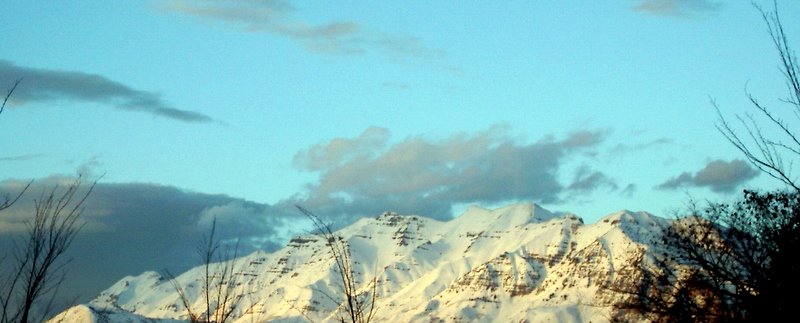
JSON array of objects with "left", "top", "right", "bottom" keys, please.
[
  {"left": 2, "top": 0, "right": 797, "bottom": 223},
  {"left": 1, "top": 0, "right": 799, "bottom": 306}
]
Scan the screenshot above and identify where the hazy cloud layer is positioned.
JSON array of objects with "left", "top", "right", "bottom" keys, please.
[
  {"left": 161, "top": 0, "right": 443, "bottom": 58},
  {"left": 289, "top": 126, "right": 610, "bottom": 225},
  {"left": 0, "top": 176, "right": 290, "bottom": 306},
  {"left": 657, "top": 159, "right": 758, "bottom": 193},
  {"left": 632, "top": 0, "right": 721, "bottom": 18},
  {"left": 0, "top": 60, "right": 213, "bottom": 123}
]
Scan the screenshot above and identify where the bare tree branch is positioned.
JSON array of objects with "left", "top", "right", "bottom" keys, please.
[
  {"left": 0, "top": 79, "right": 21, "bottom": 116},
  {"left": 166, "top": 217, "right": 242, "bottom": 323},
  {"left": 0, "top": 176, "right": 97, "bottom": 323},
  {"left": 295, "top": 205, "right": 378, "bottom": 323},
  {"left": 0, "top": 181, "right": 31, "bottom": 212},
  {"left": 717, "top": 1, "right": 800, "bottom": 192}
]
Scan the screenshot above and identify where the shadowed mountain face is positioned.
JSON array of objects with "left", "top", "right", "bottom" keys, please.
[{"left": 51, "top": 203, "right": 667, "bottom": 322}]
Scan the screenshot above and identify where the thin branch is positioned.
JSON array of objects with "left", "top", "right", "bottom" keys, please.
[
  {"left": 0, "top": 79, "right": 21, "bottom": 116},
  {"left": 1, "top": 176, "right": 97, "bottom": 323},
  {"left": 295, "top": 205, "right": 377, "bottom": 323},
  {"left": 0, "top": 181, "right": 31, "bottom": 212},
  {"left": 164, "top": 269, "right": 200, "bottom": 323}
]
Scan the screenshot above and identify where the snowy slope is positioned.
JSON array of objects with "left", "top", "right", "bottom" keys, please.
[{"left": 51, "top": 203, "right": 667, "bottom": 323}]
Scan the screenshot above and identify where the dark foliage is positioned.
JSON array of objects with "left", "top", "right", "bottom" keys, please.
[{"left": 607, "top": 190, "right": 800, "bottom": 322}]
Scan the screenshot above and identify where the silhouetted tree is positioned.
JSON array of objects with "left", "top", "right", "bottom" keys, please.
[
  {"left": 606, "top": 191, "right": 799, "bottom": 322},
  {"left": 1, "top": 80, "right": 98, "bottom": 322},
  {"left": 0, "top": 177, "right": 96, "bottom": 323}
]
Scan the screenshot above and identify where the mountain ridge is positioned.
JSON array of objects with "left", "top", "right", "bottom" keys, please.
[{"left": 51, "top": 202, "right": 665, "bottom": 323}]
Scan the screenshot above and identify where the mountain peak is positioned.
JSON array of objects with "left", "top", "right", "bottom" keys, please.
[
  {"left": 599, "top": 209, "right": 662, "bottom": 227},
  {"left": 456, "top": 202, "right": 560, "bottom": 228}
]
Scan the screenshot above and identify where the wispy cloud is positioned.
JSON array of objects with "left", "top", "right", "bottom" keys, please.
[
  {"left": 0, "top": 60, "right": 213, "bottom": 123},
  {"left": 610, "top": 138, "right": 674, "bottom": 155},
  {"left": 288, "top": 126, "right": 610, "bottom": 225},
  {"left": 620, "top": 183, "right": 637, "bottom": 198},
  {"left": 656, "top": 159, "right": 758, "bottom": 193},
  {"left": 160, "top": 0, "right": 443, "bottom": 58},
  {"left": 632, "top": 0, "right": 722, "bottom": 18},
  {"left": 0, "top": 153, "right": 43, "bottom": 162},
  {"left": 164, "top": 0, "right": 293, "bottom": 27}
]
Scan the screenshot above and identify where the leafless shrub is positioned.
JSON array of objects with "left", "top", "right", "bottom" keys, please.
[
  {"left": 295, "top": 205, "right": 377, "bottom": 323},
  {"left": 166, "top": 218, "right": 242, "bottom": 323},
  {"left": 0, "top": 176, "right": 97, "bottom": 323}
]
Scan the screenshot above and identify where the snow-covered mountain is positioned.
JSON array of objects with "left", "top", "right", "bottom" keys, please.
[{"left": 51, "top": 203, "right": 667, "bottom": 322}]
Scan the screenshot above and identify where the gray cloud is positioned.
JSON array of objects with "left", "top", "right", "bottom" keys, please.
[
  {"left": 0, "top": 154, "right": 43, "bottom": 162},
  {"left": 0, "top": 60, "right": 213, "bottom": 123},
  {"left": 632, "top": 0, "right": 722, "bottom": 18},
  {"left": 0, "top": 176, "right": 291, "bottom": 308},
  {"left": 568, "top": 166, "right": 618, "bottom": 192},
  {"left": 610, "top": 138, "right": 674, "bottom": 155},
  {"left": 160, "top": 0, "right": 443, "bottom": 58},
  {"left": 164, "top": 0, "right": 293, "bottom": 26},
  {"left": 620, "top": 183, "right": 637, "bottom": 198},
  {"left": 656, "top": 159, "right": 758, "bottom": 193},
  {"left": 288, "top": 126, "right": 609, "bottom": 225}
]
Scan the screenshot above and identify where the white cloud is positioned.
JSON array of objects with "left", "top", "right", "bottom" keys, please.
[{"left": 288, "top": 126, "right": 610, "bottom": 224}]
